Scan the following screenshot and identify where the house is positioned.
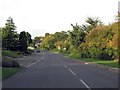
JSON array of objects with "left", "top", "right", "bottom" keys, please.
[{"left": 35, "top": 39, "right": 42, "bottom": 48}]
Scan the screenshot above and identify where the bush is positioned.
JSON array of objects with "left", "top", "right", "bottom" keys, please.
[
  {"left": 2, "top": 60, "right": 20, "bottom": 67},
  {"left": 98, "top": 51, "right": 113, "bottom": 60}
]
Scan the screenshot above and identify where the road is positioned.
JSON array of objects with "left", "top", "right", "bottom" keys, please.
[{"left": 2, "top": 51, "right": 118, "bottom": 89}]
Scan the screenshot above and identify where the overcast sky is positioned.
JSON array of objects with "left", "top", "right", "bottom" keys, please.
[{"left": 0, "top": 0, "right": 119, "bottom": 38}]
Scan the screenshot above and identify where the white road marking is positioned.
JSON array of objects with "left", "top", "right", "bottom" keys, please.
[
  {"left": 85, "top": 63, "right": 88, "bottom": 64},
  {"left": 80, "top": 79, "right": 91, "bottom": 90},
  {"left": 20, "top": 64, "right": 26, "bottom": 68},
  {"left": 68, "top": 69, "right": 76, "bottom": 75},
  {"left": 64, "top": 65, "right": 67, "bottom": 68},
  {"left": 26, "top": 53, "right": 45, "bottom": 68}
]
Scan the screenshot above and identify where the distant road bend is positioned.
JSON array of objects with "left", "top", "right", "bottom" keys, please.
[{"left": 3, "top": 51, "right": 118, "bottom": 89}]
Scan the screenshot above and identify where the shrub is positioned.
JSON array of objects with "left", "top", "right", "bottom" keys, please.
[{"left": 98, "top": 50, "right": 113, "bottom": 60}]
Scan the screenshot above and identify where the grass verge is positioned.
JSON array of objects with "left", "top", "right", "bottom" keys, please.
[
  {"left": 1, "top": 50, "right": 23, "bottom": 80},
  {"left": 2, "top": 67, "right": 21, "bottom": 80},
  {"left": 50, "top": 49, "right": 60, "bottom": 54},
  {"left": 68, "top": 54, "right": 120, "bottom": 68},
  {"left": 51, "top": 51, "right": 120, "bottom": 68},
  {"left": 2, "top": 50, "right": 22, "bottom": 58}
]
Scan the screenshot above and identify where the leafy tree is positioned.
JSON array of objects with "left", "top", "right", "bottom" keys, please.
[
  {"left": 37, "top": 16, "right": 118, "bottom": 61},
  {"left": 19, "top": 31, "right": 27, "bottom": 52},
  {"left": 68, "top": 23, "right": 86, "bottom": 48},
  {"left": 2, "top": 17, "right": 17, "bottom": 50},
  {"left": 45, "top": 33, "right": 50, "bottom": 37},
  {"left": 34, "top": 36, "right": 43, "bottom": 43},
  {"left": 19, "top": 31, "right": 32, "bottom": 52},
  {"left": 79, "top": 22, "right": 118, "bottom": 60},
  {"left": 80, "top": 17, "right": 103, "bottom": 33},
  {"left": 54, "top": 31, "right": 68, "bottom": 42},
  {"left": 40, "top": 34, "right": 55, "bottom": 50},
  {"left": 26, "top": 32, "right": 32, "bottom": 46}
]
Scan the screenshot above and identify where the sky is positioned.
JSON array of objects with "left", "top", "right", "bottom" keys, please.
[{"left": 0, "top": 0, "right": 119, "bottom": 38}]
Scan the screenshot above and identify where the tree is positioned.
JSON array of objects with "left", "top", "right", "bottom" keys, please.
[
  {"left": 54, "top": 31, "right": 68, "bottom": 42},
  {"left": 2, "top": 17, "right": 17, "bottom": 50},
  {"left": 80, "top": 17, "right": 103, "bottom": 33},
  {"left": 79, "top": 22, "right": 118, "bottom": 60},
  {"left": 19, "top": 31, "right": 27, "bottom": 52},
  {"left": 68, "top": 23, "right": 86, "bottom": 48},
  {"left": 45, "top": 33, "right": 50, "bottom": 37},
  {"left": 26, "top": 32, "right": 32, "bottom": 46},
  {"left": 40, "top": 34, "right": 55, "bottom": 50}
]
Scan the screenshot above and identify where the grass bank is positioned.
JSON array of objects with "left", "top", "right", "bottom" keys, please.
[{"left": 2, "top": 67, "right": 21, "bottom": 80}]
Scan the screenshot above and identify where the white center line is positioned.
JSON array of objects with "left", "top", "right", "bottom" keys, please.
[
  {"left": 64, "top": 65, "right": 67, "bottom": 68},
  {"left": 68, "top": 69, "right": 76, "bottom": 75},
  {"left": 20, "top": 64, "right": 26, "bottom": 68},
  {"left": 80, "top": 79, "right": 91, "bottom": 90},
  {"left": 26, "top": 53, "right": 45, "bottom": 68}
]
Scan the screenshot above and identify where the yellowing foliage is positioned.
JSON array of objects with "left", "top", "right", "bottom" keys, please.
[{"left": 80, "top": 22, "right": 118, "bottom": 60}]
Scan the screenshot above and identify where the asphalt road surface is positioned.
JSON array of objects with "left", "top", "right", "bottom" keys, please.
[{"left": 3, "top": 51, "right": 118, "bottom": 89}]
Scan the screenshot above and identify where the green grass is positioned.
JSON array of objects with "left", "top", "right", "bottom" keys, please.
[
  {"left": 96, "top": 60, "right": 120, "bottom": 68},
  {"left": 2, "top": 67, "right": 21, "bottom": 80},
  {"left": 68, "top": 54, "right": 120, "bottom": 68},
  {"left": 1, "top": 50, "right": 22, "bottom": 80},
  {"left": 2, "top": 50, "right": 22, "bottom": 58},
  {"left": 49, "top": 50, "right": 120, "bottom": 68},
  {"left": 68, "top": 54, "right": 81, "bottom": 59}
]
